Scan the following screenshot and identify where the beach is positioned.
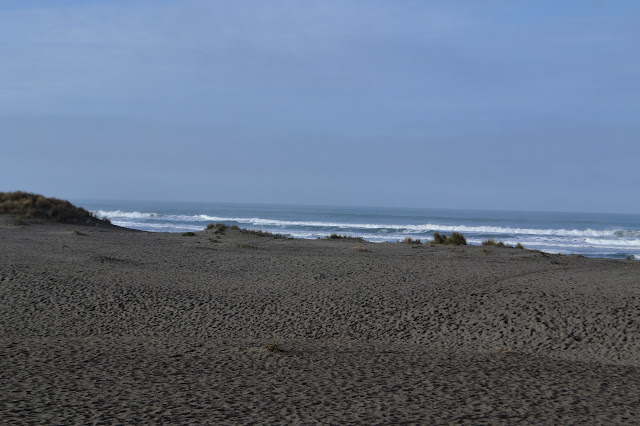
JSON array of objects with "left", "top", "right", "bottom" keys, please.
[{"left": 2, "top": 216, "right": 640, "bottom": 423}]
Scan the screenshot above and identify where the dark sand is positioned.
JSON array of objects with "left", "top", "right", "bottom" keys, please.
[{"left": 1, "top": 216, "right": 640, "bottom": 424}]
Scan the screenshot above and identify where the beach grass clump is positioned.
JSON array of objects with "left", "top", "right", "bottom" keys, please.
[
  {"left": 239, "top": 228, "right": 288, "bottom": 239},
  {"left": 432, "top": 232, "right": 446, "bottom": 244},
  {"left": 432, "top": 232, "right": 467, "bottom": 246},
  {"left": 207, "top": 222, "right": 287, "bottom": 239},
  {"left": 206, "top": 223, "right": 228, "bottom": 234},
  {"left": 266, "top": 342, "right": 286, "bottom": 353},
  {"left": 515, "top": 243, "right": 524, "bottom": 249},
  {"left": 448, "top": 232, "right": 467, "bottom": 245},
  {"left": 326, "top": 233, "right": 365, "bottom": 242},
  {"left": 483, "top": 239, "right": 522, "bottom": 249},
  {"left": 402, "top": 237, "right": 422, "bottom": 245},
  {"left": 327, "top": 233, "right": 345, "bottom": 239},
  {"left": 0, "top": 191, "right": 105, "bottom": 224},
  {"left": 182, "top": 232, "right": 196, "bottom": 237}
]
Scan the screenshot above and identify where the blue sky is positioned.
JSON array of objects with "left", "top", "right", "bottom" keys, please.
[{"left": 1, "top": 1, "right": 639, "bottom": 213}]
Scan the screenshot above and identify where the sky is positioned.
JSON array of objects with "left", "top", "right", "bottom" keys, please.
[{"left": 1, "top": 1, "right": 639, "bottom": 213}]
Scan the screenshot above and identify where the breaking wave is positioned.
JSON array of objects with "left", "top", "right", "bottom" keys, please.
[
  {"left": 89, "top": 205, "right": 640, "bottom": 259},
  {"left": 96, "top": 210, "right": 639, "bottom": 239}
]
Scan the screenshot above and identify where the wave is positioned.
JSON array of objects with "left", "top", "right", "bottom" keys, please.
[
  {"left": 179, "top": 214, "right": 636, "bottom": 239},
  {"left": 584, "top": 238, "right": 640, "bottom": 248},
  {"left": 98, "top": 210, "right": 640, "bottom": 240},
  {"left": 96, "top": 210, "right": 157, "bottom": 219},
  {"left": 110, "top": 220, "right": 203, "bottom": 231}
]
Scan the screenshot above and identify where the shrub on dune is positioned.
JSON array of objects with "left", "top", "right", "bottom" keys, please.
[
  {"left": 432, "top": 231, "right": 467, "bottom": 246},
  {"left": 0, "top": 191, "right": 106, "bottom": 224}
]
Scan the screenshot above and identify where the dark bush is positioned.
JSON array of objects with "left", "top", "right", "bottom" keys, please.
[
  {"left": 432, "top": 231, "right": 467, "bottom": 246},
  {"left": 432, "top": 232, "right": 446, "bottom": 244},
  {"left": 448, "top": 232, "right": 467, "bottom": 245},
  {"left": 326, "top": 233, "right": 365, "bottom": 242}
]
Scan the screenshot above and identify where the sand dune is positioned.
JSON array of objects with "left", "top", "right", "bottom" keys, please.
[{"left": 2, "top": 216, "right": 640, "bottom": 423}]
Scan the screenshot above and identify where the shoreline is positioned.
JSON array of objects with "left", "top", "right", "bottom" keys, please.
[
  {"left": 83, "top": 200, "right": 640, "bottom": 261},
  {"left": 2, "top": 215, "right": 640, "bottom": 422}
]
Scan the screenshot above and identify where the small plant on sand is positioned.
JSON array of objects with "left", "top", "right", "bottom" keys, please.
[
  {"left": 448, "top": 232, "right": 467, "bottom": 245},
  {"left": 266, "top": 342, "right": 286, "bottom": 353},
  {"left": 326, "top": 234, "right": 365, "bottom": 242},
  {"left": 239, "top": 228, "right": 288, "bottom": 239},
  {"left": 237, "top": 243, "right": 257, "bottom": 249},
  {"left": 484, "top": 240, "right": 516, "bottom": 248},
  {"left": 402, "top": 237, "right": 422, "bottom": 245},
  {"left": 432, "top": 232, "right": 467, "bottom": 246},
  {"left": 515, "top": 243, "right": 524, "bottom": 249},
  {"left": 432, "top": 232, "right": 445, "bottom": 244},
  {"left": 206, "top": 223, "right": 227, "bottom": 234},
  {"left": 182, "top": 232, "right": 196, "bottom": 237}
]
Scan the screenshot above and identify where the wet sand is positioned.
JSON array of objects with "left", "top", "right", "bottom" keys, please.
[{"left": 1, "top": 216, "right": 640, "bottom": 423}]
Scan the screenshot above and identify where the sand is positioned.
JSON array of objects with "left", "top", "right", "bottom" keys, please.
[{"left": 1, "top": 215, "right": 640, "bottom": 424}]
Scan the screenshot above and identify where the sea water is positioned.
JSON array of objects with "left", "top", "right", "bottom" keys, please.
[{"left": 74, "top": 199, "right": 640, "bottom": 261}]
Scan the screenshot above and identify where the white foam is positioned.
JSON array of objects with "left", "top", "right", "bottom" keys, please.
[
  {"left": 166, "top": 214, "right": 640, "bottom": 239},
  {"left": 584, "top": 238, "right": 640, "bottom": 248},
  {"left": 100, "top": 210, "right": 640, "bottom": 242},
  {"left": 95, "top": 210, "right": 157, "bottom": 219},
  {"left": 110, "top": 220, "right": 202, "bottom": 232}
]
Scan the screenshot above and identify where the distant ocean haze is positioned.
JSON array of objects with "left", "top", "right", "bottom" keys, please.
[{"left": 75, "top": 199, "right": 640, "bottom": 261}]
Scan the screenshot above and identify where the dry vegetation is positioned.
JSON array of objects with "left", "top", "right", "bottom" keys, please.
[
  {"left": 205, "top": 222, "right": 288, "bottom": 239},
  {"left": 432, "top": 232, "right": 467, "bottom": 245},
  {"left": 482, "top": 239, "right": 525, "bottom": 249},
  {"left": 0, "top": 191, "right": 108, "bottom": 225}
]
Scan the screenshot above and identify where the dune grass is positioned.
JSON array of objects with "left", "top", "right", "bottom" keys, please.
[
  {"left": 325, "top": 233, "right": 365, "bottom": 242},
  {"left": 206, "top": 222, "right": 288, "bottom": 239},
  {"left": 402, "top": 237, "right": 422, "bottom": 245},
  {"left": 0, "top": 191, "right": 108, "bottom": 224},
  {"left": 482, "top": 240, "right": 525, "bottom": 249},
  {"left": 432, "top": 232, "right": 467, "bottom": 246}
]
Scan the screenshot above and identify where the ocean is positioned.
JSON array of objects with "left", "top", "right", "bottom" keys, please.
[{"left": 74, "top": 199, "right": 640, "bottom": 261}]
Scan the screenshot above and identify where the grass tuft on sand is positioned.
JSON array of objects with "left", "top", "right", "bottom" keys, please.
[
  {"left": 325, "top": 234, "right": 365, "bottom": 242},
  {"left": 402, "top": 237, "right": 422, "bottom": 245},
  {"left": 432, "top": 232, "right": 467, "bottom": 246}
]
